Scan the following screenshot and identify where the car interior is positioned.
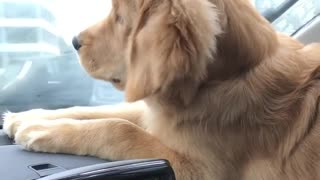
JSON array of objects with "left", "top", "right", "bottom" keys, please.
[{"left": 0, "top": 0, "right": 319, "bottom": 179}]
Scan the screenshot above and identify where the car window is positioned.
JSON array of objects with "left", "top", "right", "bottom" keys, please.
[
  {"left": 0, "top": 0, "right": 318, "bottom": 115},
  {"left": 254, "top": 0, "right": 320, "bottom": 35},
  {"left": 0, "top": 0, "right": 121, "bottom": 115},
  {"left": 272, "top": 0, "right": 320, "bottom": 35}
]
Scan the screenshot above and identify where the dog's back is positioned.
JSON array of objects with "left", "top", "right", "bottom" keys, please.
[
  {"left": 166, "top": 1, "right": 320, "bottom": 179},
  {"left": 231, "top": 17, "right": 320, "bottom": 180}
]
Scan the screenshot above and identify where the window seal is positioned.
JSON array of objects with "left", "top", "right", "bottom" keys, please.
[{"left": 291, "top": 13, "right": 320, "bottom": 36}]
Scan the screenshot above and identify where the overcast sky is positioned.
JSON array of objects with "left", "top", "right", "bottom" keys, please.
[
  {"left": 51, "top": 0, "right": 255, "bottom": 44},
  {"left": 53, "top": 0, "right": 112, "bottom": 44}
]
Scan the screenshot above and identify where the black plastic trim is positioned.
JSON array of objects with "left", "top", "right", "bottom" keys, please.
[{"left": 39, "top": 159, "right": 176, "bottom": 180}]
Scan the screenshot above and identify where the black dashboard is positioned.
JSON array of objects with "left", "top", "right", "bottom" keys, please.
[{"left": 0, "top": 130, "right": 175, "bottom": 180}]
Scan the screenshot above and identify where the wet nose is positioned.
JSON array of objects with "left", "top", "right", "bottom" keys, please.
[{"left": 72, "top": 36, "right": 82, "bottom": 51}]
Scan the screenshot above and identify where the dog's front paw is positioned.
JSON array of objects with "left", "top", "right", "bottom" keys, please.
[
  {"left": 14, "top": 122, "right": 52, "bottom": 152},
  {"left": 14, "top": 120, "right": 83, "bottom": 154},
  {"left": 3, "top": 112, "right": 25, "bottom": 138},
  {"left": 2, "top": 109, "right": 51, "bottom": 138}
]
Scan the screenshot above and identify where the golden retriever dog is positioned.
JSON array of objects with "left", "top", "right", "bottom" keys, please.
[{"left": 3, "top": 0, "right": 320, "bottom": 179}]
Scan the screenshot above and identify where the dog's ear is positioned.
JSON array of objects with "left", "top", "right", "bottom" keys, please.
[{"left": 125, "top": 0, "right": 221, "bottom": 102}]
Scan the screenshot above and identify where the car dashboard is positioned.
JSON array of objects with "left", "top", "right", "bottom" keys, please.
[{"left": 0, "top": 129, "right": 175, "bottom": 180}]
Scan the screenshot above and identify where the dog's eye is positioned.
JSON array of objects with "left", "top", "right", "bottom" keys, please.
[
  {"left": 115, "top": 14, "right": 124, "bottom": 24},
  {"left": 112, "top": 78, "right": 121, "bottom": 84}
]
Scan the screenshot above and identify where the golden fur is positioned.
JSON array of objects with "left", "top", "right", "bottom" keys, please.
[{"left": 3, "top": 0, "right": 320, "bottom": 179}]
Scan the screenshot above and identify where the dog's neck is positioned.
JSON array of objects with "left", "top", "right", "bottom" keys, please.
[
  {"left": 146, "top": 0, "right": 306, "bottom": 130},
  {"left": 149, "top": 0, "right": 280, "bottom": 107},
  {"left": 208, "top": 0, "right": 279, "bottom": 81}
]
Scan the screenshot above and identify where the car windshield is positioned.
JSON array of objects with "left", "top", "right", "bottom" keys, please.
[
  {"left": 0, "top": 0, "right": 319, "bottom": 116},
  {"left": 0, "top": 0, "right": 122, "bottom": 115}
]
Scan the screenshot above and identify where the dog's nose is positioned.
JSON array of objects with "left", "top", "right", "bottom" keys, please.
[{"left": 72, "top": 36, "right": 82, "bottom": 51}]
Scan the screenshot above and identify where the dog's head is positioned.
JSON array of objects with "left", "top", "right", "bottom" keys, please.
[{"left": 74, "top": 0, "right": 221, "bottom": 102}]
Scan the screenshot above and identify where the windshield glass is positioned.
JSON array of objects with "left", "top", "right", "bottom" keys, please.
[
  {"left": 254, "top": 0, "right": 320, "bottom": 34},
  {"left": 272, "top": 0, "right": 320, "bottom": 35},
  {"left": 0, "top": 0, "right": 319, "bottom": 116},
  {"left": 0, "top": 0, "right": 122, "bottom": 115}
]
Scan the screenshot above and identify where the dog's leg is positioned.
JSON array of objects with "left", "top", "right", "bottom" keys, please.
[
  {"left": 12, "top": 118, "right": 197, "bottom": 180},
  {"left": 2, "top": 101, "right": 146, "bottom": 138}
]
